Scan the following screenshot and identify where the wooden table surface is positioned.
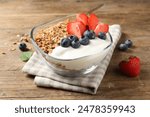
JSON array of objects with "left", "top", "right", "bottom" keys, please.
[{"left": 0, "top": 0, "right": 150, "bottom": 99}]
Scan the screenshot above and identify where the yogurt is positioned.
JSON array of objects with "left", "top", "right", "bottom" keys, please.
[{"left": 50, "top": 37, "right": 111, "bottom": 60}]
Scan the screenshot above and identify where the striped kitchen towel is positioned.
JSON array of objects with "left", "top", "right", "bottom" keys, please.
[{"left": 22, "top": 24, "right": 121, "bottom": 94}]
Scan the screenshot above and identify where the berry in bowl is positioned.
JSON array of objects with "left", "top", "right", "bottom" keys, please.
[{"left": 30, "top": 13, "right": 113, "bottom": 77}]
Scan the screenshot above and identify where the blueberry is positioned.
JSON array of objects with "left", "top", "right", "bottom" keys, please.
[
  {"left": 80, "top": 36, "right": 90, "bottom": 45},
  {"left": 83, "top": 30, "right": 95, "bottom": 39},
  {"left": 98, "top": 32, "right": 106, "bottom": 40},
  {"left": 118, "top": 43, "right": 128, "bottom": 51},
  {"left": 19, "top": 43, "right": 27, "bottom": 51},
  {"left": 60, "top": 38, "right": 71, "bottom": 47},
  {"left": 68, "top": 35, "right": 79, "bottom": 42},
  {"left": 71, "top": 40, "right": 80, "bottom": 49},
  {"left": 124, "top": 39, "right": 133, "bottom": 48}
]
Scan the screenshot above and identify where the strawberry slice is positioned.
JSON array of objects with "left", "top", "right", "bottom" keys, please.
[
  {"left": 67, "top": 21, "right": 86, "bottom": 38},
  {"left": 94, "top": 23, "right": 109, "bottom": 35},
  {"left": 88, "top": 13, "right": 99, "bottom": 30},
  {"left": 76, "top": 13, "right": 88, "bottom": 26}
]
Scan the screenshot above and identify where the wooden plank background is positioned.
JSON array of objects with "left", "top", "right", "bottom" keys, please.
[{"left": 0, "top": 0, "right": 150, "bottom": 99}]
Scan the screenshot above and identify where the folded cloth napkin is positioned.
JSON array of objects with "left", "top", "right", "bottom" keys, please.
[{"left": 22, "top": 24, "right": 121, "bottom": 94}]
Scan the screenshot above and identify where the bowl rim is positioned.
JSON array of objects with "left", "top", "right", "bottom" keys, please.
[{"left": 30, "top": 15, "right": 113, "bottom": 61}]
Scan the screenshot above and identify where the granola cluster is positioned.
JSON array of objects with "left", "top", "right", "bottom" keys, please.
[{"left": 35, "top": 20, "right": 69, "bottom": 53}]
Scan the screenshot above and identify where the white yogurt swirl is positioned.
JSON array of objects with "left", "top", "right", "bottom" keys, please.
[{"left": 50, "top": 36, "right": 111, "bottom": 60}]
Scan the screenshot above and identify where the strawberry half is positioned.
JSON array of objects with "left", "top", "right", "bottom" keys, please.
[
  {"left": 88, "top": 13, "right": 99, "bottom": 30},
  {"left": 76, "top": 13, "right": 88, "bottom": 26},
  {"left": 67, "top": 21, "right": 86, "bottom": 38},
  {"left": 94, "top": 23, "right": 109, "bottom": 35},
  {"left": 119, "top": 56, "right": 140, "bottom": 77}
]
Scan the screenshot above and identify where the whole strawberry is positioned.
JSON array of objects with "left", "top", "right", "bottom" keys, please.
[{"left": 119, "top": 56, "right": 140, "bottom": 77}]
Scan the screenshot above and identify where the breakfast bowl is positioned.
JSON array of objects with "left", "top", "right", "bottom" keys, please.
[{"left": 30, "top": 14, "right": 113, "bottom": 77}]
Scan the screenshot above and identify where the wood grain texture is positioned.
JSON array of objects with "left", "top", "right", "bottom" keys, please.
[{"left": 0, "top": 0, "right": 150, "bottom": 99}]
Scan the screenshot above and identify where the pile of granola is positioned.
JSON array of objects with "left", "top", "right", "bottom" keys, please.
[{"left": 35, "top": 20, "right": 69, "bottom": 53}]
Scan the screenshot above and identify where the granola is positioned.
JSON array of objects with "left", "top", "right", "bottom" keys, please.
[{"left": 35, "top": 20, "right": 69, "bottom": 53}]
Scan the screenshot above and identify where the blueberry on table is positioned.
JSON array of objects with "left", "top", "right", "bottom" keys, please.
[
  {"left": 83, "top": 30, "right": 95, "bottom": 39},
  {"left": 80, "top": 36, "right": 90, "bottom": 45},
  {"left": 118, "top": 43, "right": 128, "bottom": 51},
  {"left": 68, "top": 35, "right": 79, "bottom": 42},
  {"left": 60, "top": 38, "right": 71, "bottom": 47},
  {"left": 98, "top": 32, "right": 106, "bottom": 40},
  {"left": 19, "top": 43, "right": 27, "bottom": 51},
  {"left": 71, "top": 40, "right": 80, "bottom": 49},
  {"left": 124, "top": 39, "right": 133, "bottom": 48}
]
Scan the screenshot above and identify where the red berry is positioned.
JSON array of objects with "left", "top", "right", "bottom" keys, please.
[
  {"left": 88, "top": 13, "right": 99, "bottom": 30},
  {"left": 94, "top": 23, "right": 109, "bottom": 35},
  {"left": 67, "top": 21, "right": 86, "bottom": 38},
  {"left": 76, "top": 13, "right": 88, "bottom": 26},
  {"left": 119, "top": 56, "right": 140, "bottom": 77}
]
